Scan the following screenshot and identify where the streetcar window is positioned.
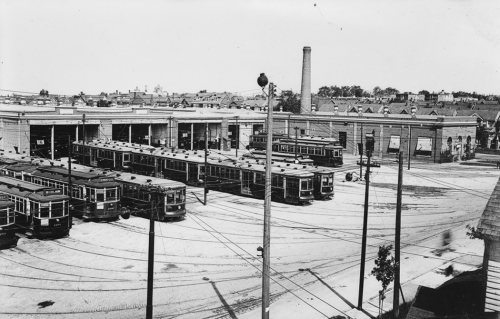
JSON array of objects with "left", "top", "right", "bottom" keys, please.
[
  {"left": 124, "top": 154, "right": 130, "bottom": 161},
  {"left": 40, "top": 203, "right": 50, "bottom": 218},
  {"left": 221, "top": 168, "right": 226, "bottom": 178},
  {"left": 176, "top": 190, "right": 185, "bottom": 203},
  {"left": 96, "top": 189, "right": 105, "bottom": 202},
  {"left": 51, "top": 202, "right": 64, "bottom": 217},
  {"left": 234, "top": 170, "right": 240, "bottom": 180},
  {"left": 0, "top": 209, "right": 7, "bottom": 225},
  {"left": 106, "top": 189, "right": 116, "bottom": 201},
  {"left": 322, "top": 177, "right": 329, "bottom": 186},
  {"left": 167, "top": 193, "right": 175, "bottom": 204}
]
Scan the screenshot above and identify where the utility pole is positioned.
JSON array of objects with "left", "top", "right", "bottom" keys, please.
[
  {"left": 393, "top": 151, "right": 403, "bottom": 318},
  {"left": 294, "top": 126, "right": 299, "bottom": 161},
  {"left": 146, "top": 200, "right": 156, "bottom": 319},
  {"left": 357, "top": 131, "right": 375, "bottom": 310},
  {"left": 257, "top": 72, "right": 273, "bottom": 319},
  {"left": 204, "top": 123, "right": 208, "bottom": 206},
  {"left": 68, "top": 135, "right": 73, "bottom": 229},
  {"left": 407, "top": 125, "right": 411, "bottom": 170}
]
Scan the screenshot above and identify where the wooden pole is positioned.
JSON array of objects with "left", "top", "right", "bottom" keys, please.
[
  {"left": 262, "top": 83, "right": 274, "bottom": 319},
  {"left": 146, "top": 200, "right": 155, "bottom": 319},
  {"left": 357, "top": 149, "right": 371, "bottom": 310},
  {"left": 393, "top": 152, "right": 403, "bottom": 318}
]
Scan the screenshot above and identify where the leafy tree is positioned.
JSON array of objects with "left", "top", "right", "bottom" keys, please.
[
  {"left": 277, "top": 90, "right": 301, "bottom": 113},
  {"left": 384, "top": 87, "right": 399, "bottom": 95},
  {"left": 466, "top": 224, "right": 484, "bottom": 240},
  {"left": 199, "top": 90, "right": 207, "bottom": 93},
  {"left": 371, "top": 245, "right": 398, "bottom": 317},
  {"left": 318, "top": 86, "right": 332, "bottom": 97},
  {"left": 39, "top": 89, "right": 49, "bottom": 97},
  {"left": 418, "top": 90, "right": 430, "bottom": 95},
  {"left": 373, "top": 86, "right": 382, "bottom": 96}
]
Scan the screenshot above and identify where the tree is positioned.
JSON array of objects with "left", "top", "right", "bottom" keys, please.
[
  {"left": 371, "top": 245, "right": 398, "bottom": 318},
  {"left": 318, "top": 86, "right": 332, "bottom": 98},
  {"left": 199, "top": 90, "right": 207, "bottom": 93},
  {"left": 39, "top": 89, "right": 49, "bottom": 97},
  {"left": 418, "top": 90, "right": 430, "bottom": 95},
  {"left": 384, "top": 87, "right": 399, "bottom": 95},
  {"left": 373, "top": 86, "right": 382, "bottom": 96},
  {"left": 277, "top": 90, "right": 301, "bottom": 114}
]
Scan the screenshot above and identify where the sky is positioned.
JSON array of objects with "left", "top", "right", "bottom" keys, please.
[{"left": 1, "top": 0, "right": 499, "bottom": 97}]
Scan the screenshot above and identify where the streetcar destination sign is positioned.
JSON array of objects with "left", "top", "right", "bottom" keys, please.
[{"left": 43, "top": 189, "right": 63, "bottom": 196}]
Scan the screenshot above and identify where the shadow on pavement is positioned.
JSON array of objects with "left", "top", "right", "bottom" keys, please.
[
  {"left": 306, "top": 269, "right": 376, "bottom": 319},
  {"left": 210, "top": 280, "right": 238, "bottom": 319}
]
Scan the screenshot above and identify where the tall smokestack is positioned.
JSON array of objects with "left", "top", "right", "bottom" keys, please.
[{"left": 300, "top": 46, "right": 312, "bottom": 113}]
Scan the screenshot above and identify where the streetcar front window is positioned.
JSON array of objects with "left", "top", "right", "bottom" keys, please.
[
  {"left": 96, "top": 189, "right": 105, "bottom": 202},
  {"left": 51, "top": 202, "right": 65, "bottom": 217},
  {"left": 301, "top": 179, "right": 313, "bottom": 191},
  {"left": 167, "top": 193, "right": 175, "bottom": 204},
  {"left": 176, "top": 189, "right": 185, "bottom": 203},
  {"left": 322, "top": 177, "right": 329, "bottom": 186},
  {"left": 106, "top": 188, "right": 117, "bottom": 201},
  {"left": 40, "top": 203, "right": 50, "bottom": 218}
]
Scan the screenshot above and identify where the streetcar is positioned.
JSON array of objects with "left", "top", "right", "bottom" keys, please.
[
  {"left": 0, "top": 176, "right": 70, "bottom": 239},
  {"left": 68, "top": 140, "right": 325, "bottom": 204},
  {"left": 272, "top": 162, "right": 335, "bottom": 200},
  {"left": 249, "top": 133, "right": 344, "bottom": 167},
  {"left": 113, "top": 172, "right": 186, "bottom": 221},
  {"left": 72, "top": 140, "right": 156, "bottom": 170},
  {"left": 0, "top": 195, "right": 20, "bottom": 249},
  {"left": 248, "top": 132, "right": 287, "bottom": 150},
  {"left": 2, "top": 164, "right": 128, "bottom": 221}
]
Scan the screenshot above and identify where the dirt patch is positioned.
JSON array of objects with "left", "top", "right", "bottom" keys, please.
[
  {"left": 370, "top": 183, "right": 446, "bottom": 197},
  {"left": 162, "top": 263, "right": 178, "bottom": 272}
]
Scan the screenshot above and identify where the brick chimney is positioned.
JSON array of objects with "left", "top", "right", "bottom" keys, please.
[{"left": 300, "top": 46, "right": 312, "bottom": 114}]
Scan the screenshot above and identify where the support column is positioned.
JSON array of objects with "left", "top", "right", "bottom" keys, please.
[
  {"left": 75, "top": 126, "right": 78, "bottom": 142},
  {"left": 128, "top": 124, "right": 132, "bottom": 143},
  {"left": 190, "top": 123, "right": 194, "bottom": 151},
  {"left": 148, "top": 124, "right": 152, "bottom": 146},
  {"left": 329, "top": 121, "right": 333, "bottom": 137},
  {"left": 284, "top": 119, "right": 289, "bottom": 136},
  {"left": 51, "top": 125, "right": 55, "bottom": 160},
  {"left": 306, "top": 120, "right": 310, "bottom": 136},
  {"left": 353, "top": 123, "right": 358, "bottom": 155},
  {"left": 379, "top": 124, "right": 384, "bottom": 159}
]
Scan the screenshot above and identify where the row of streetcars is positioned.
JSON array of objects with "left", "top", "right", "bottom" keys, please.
[
  {"left": 249, "top": 133, "right": 344, "bottom": 167},
  {"left": 0, "top": 158, "right": 188, "bottom": 248},
  {"left": 71, "top": 140, "right": 336, "bottom": 203}
]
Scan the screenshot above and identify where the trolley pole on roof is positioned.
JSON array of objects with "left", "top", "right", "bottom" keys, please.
[
  {"left": 146, "top": 200, "right": 156, "bottom": 319},
  {"left": 393, "top": 151, "right": 403, "bottom": 318},
  {"left": 204, "top": 123, "right": 208, "bottom": 206},
  {"left": 257, "top": 72, "right": 273, "bottom": 319},
  {"left": 68, "top": 135, "right": 73, "bottom": 229}
]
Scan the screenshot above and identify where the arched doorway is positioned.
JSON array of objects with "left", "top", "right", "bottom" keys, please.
[{"left": 458, "top": 136, "right": 463, "bottom": 159}]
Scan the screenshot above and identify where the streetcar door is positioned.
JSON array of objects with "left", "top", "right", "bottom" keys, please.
[
  {"left": 91, "top": 148, "right": 98, "bottom": 166},
  {"left": 286, "top": 178, "right": 298, "bottom": 200},
  {"left": 241, "top": 170, "right": 252, "bottom": 195},
  {"left": 116, "top": 152, "right": 123, "bottom": 169},
  {"left": 188, "top": 164, "right": 199, "bottom": 184}
]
